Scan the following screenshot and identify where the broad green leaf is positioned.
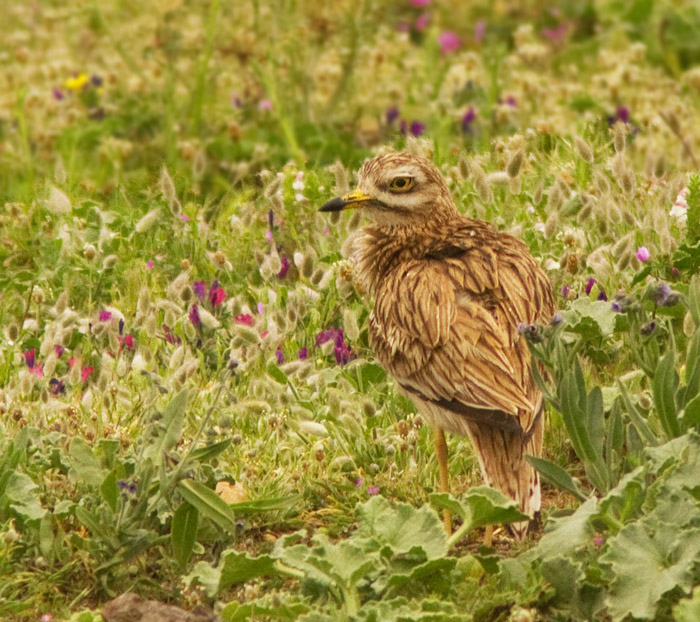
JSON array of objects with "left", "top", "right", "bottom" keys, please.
[
  {"left": 356, "top": 597, "right": 463, "bottom": 622},
  {"left": 171, "top": 502, "right": 199, "bottom": 568},
  {"left": 228, "top": 497, "right": 291, "bottom": 515},
  {"left": 184, "top": 560, "right": 224, "bottom": 597},
  {"left": 537, "top": 498, "right": 599, "bottom": 560},
  {"left": 221, "top": 596, "right": 310, "bottom": 622},
  {"left": 383, "top": 557, "right": 456, "bottom": 596},
  {"left": 541, "top": 556, "right": 605, "bottom": 621},
  {"left": 217, "top": 550, "right": 276, "bottom": 591},
  {"left": 101, "top": 471, "right": 118, "bottom": 512},
  {"left": 5, "top": 472, "right": 46, "bottom": 522},
  {"left": 688, "top": 275, "right": 700, "bottom": 327},
  {"left": 682, "top": 393, "right": 700, "bottom": 427},
  {"left": 601, "top": 520, "right": 700, "bottom": 621},
  {"left": 562, "top": 298, "right": 617, "bottom": 338},
  {"left": 526, "top": 456, "right": 587, "bottom": 502},
  {"left": 354, "top": 496, "right": 449, "bottom": 559},
  {"left": 652, "top": 349, "right": 681, "bottom": 438},
  {"left": 461, "top": 487, "right": 529, "bottom": 529},
  {"left": 618, "top": 381, "right": 659, "bottom": 445},
  {"left": 68, "top": 437, "right": 103, "bottom": 485},
  {"left": 39, "top": 513, "right": 54, "bottom": 558},
  {"left": 178, "top": 479, "right": 237, "bottom": 534},
  {"left": 267, "top": 361, "right": 288, "bottom": 385},
  {"left": 674, "top": 585, "right": 700, "bottom": 622},
  {"left": 144, "top": 389, "right": 189, "bottom": 461}
]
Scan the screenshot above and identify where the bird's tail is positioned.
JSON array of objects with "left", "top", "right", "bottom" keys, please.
[{"left": 466, "top": 403, "right": 544, "bottom": 540}]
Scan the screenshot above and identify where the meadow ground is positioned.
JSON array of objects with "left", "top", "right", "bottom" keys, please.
[{"left": 3, "top": 2, "right": 700, "bottom": 621}]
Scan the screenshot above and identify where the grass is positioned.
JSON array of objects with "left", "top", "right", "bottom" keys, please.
[{"left": 2, "top": 1, "right": 700, "bottom": 620}]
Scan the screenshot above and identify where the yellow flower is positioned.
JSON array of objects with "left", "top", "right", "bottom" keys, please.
[{"left": 64, "top": 73, "right": 89, "bottom": 92}]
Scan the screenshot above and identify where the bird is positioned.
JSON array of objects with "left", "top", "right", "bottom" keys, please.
[{"left": 320, "top": 152, "right": 555, "bottom": 539}]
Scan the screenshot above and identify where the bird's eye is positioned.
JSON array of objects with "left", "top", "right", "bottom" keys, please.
[{"left": 389, "top": 176, "right": 415, "bottom": 192}]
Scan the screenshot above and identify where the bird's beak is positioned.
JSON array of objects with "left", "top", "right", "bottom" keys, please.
[{"left": 319, "top": 189, "right": 371, "bottom": 212}]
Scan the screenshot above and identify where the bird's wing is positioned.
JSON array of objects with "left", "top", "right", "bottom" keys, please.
[{"left": 372, "top": 256, "right": 537, "bottom": 429}]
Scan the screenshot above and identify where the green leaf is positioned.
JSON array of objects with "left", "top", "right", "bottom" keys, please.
[
  {"left": 682, "top": 394, "right": 700, "bottom": 428},
  {"left": 688, "top": 275, "right": 700, "bottom": 327},
  {"left": 674, "top": 585, "right": 700, "bottom": 622},
  {"left": 171, "top": 502, "right": 199, "bottom": 568},
  {"left": 144, "top": 389, "right": 189, "bottom": 461},
  {"left": 267, "top": 362, "right": 288, "bottom": 385},
  {"left": 618, "top": 381, "right": 659, "bottom": 445},
  {"left": 383, "top": 557, "right": 456, "bottom": 596},
  {"left": 221, "top": 595, "right": 310, "bottom": 622},
  {"left": 227, "top": 497, "right": 291, "bottom": 515},
  {"left": 101, "top": 471, "right": 118, "bottom": 512},
  {"left": 652, "top": 349, "right": 681, "bottom": 438},
  {"left": 461, "top": 487, "right": 529, "bottom": 529},
  {"left": 562, "top": 298, "right": 617, "bottom": 338},
  {"left": 526, "top": 456, "right": 587, "bottom": 502},
  {"left": 601, "top": 520, "right": 700, "bottom": 621},
  {"left": 178, "top": 479, "right": 237, "bottom": 534},
  {"left": 354, "top": 496, "right": 449, "bottom": 559},
  {"left": 68, "top": 437, "right": 104, "bottom": 485},
  {"left": 189, "top": 439, "right": 231, "bottom": 462},
  {"left": 4, "top": 472, "right": 46, "bottom": 522},
  {"left": 536, "top": 498, "right": 599, "bottom": 560}
]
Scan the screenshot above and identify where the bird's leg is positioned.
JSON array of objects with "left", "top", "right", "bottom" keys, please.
[{"left": 434, "top": 428, "right": 451, "bottom": 532}]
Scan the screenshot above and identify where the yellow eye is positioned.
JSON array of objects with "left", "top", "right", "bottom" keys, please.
[{"left": 389, "top": 176, "right": 415, "bottom": 192}]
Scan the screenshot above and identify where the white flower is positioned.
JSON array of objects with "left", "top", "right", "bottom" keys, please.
[
  {"left": 544, "top": 258, "right": 561, "bottom": 271},
  {"left": 670, "top": 187, "right": 688, "bottom": 226}
]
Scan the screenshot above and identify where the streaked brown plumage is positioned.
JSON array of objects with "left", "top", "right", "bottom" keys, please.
[{"left": 320, "top": 152, "right": 556, "bottom": 538}]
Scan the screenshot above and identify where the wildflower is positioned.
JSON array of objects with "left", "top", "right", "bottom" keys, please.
[
  {"left": 99, "top": 310, "right": 112, "bottom": 322},
  {"left": 117, "top": 480, "right": 137, "bottom": 495},
  {"left": 189, "top": 305, "right": 201, "bottom": 327},
  {"left": 504, "top": 95, "right": 517, "bottom": 107},
  {"left": 585, "top": 277, "right": 596, "bottom": 295},
  {"left": 298, "top": 347, "right": 308, "bottom": 360},
  {"left": 608, "top": 106, "right": 630, "bottom": 125},
  {"left": 355, "top": 478, "right": 364, "bottom": 488},
  {"left": 410, "top": 121, "right": 425, "bottom": 137},
  {"left": 593, "top": 533, "right": 604, "bottom": 549},
  {"left": 208, "top": 281, "right": 227, "bottom": 306},
  {"left": 146, "top": 259, "right": 154, "bottom": 270},
  {"left": 24, "top": 349, "right": 36, "bottom": 369},
  {"left": 258, "top": 99, "right": 273, "bottom": 111},
  {"left": 278, "top": 256, "right": 290, "bottom": 279},
  {"left": 235, "top": 313, "right": 254, "bottom": 326},
  {"left": 437, "top": 31, "right": 460, "bottom": 54},
  {"left": 231, "top": 92, "right": 242, "bottom": 108},
  {"left": 474, "top": 19, "right": 486, "bottom": 43},
  {"left": 334, "top": 329, "right": 355, "bottom": 365},
  {"left": 30, "top": 364, "right": 44, "bottom": 378},
  {"left": 65, "top": 73, "right": 89, "bottom": 92},
  {"left": 52, "top": 88, "right": 65, "bottom": 100},
  {"left": 597, "top": 290, "right": 608, "bottom": 301},
  {"left": 367, "top": 486, "right": 380, "bottom": 496},
  {"left": 461, "top": 107, "right": 476, "bottom": 132},
  {"left": 257, "top": 302, "right": 264, "bottom": 315},
  {"left": 193, "top": 281, "right": 207, "bottom": 300},
  {"left": 517, "top": 323, "right": 543, "bottom": 343},
  {"left": 550, "top": 314, "right": 563, "bottom": 326},
  {"left": 123, "top": 334, "right": 134, "bottom": 349},
  {"left": 542, "top": 24, "right": 567, "bottom": 42},
  {"left": 649, "top": 282, "right": 680, "bottom": 306},
  {"left": 635, "top": 246, "right": 651, "bottom": 262},
  {"left": 41, "top": 615, "right": 53, "bottom": 622},
  {"left": 54, "top": 345, "right": 65, "bottom": 358},
  {"left": 179, "top": 214, "right": 190, "bottom": 222},
  {"left": 49, "top": 378, "right": 65, "bottom": 396},
  {"left": 415, "top": 13, "right": 429, "bottom": 31},
  {"left": 316, "top": 328, "right": 337, "bottom": 346},
  {"left": 268, "top": 209, "right": 274, "bottom": 228},
  {"left": 670, "top": 187, "right": 688, "bottom": 226},
  {"left": 81, "top": 366, "right": 94, "bottom": 382},
  {"left": 161, "top": 323, "right": 181, "bottom": 345},
  {"left": 386, "top": 107, "right": 400, "bottom": 124},
  {"left": 410, "top": 0, "right": 430, "bottom": 5},
  {"left": 275, "top": 347, "right": 284, "bottom": 364},
  {"left": 641, "top": 321, "right": 656, "bottom": 336},
  {"left": 118, "top": 319, "right": 125, "bottom": 335},
  {"left": 91, "top": 75, "right": 103, "bottom": 87}
]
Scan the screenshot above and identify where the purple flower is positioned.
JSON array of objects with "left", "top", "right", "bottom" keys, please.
[
  {"left": 437, "top": 30, "right": 460, "bottom": 54},
  {"left": 597, "top": 290, "right": 608, "bottom": 301},
  {"left": 334, "top": 328, "right": 355, "bottom": 366},
  {"left": 560, "top": 285, "right": 570, "bottom": 298},
  {"left": 277, "top": 255, "right": 290, "bottom": 279},
  {"left": 585, "top": 277, "right": 596, "bottom": 295},
  {"left": 275, "top": 347, "right": 284, "bottom": 364},
  {"left": 504, "top": 95, "right": 517, "bottom": 107},
  {"left": 608, "top": 106, "right": 630, "bottom": 126},
  {"left": 91, "top": 75, "right": 103, "bottom": 87},
  {"left": 193, "top": 281, "right": 207, "bottom": 300},
  {"left": 209, "top": 281, "right": 227, "bottom": 307},
  {"left": 189, "top": 305, "right": 201, "bottom": 327},
  {"left": 474, "top": 19, "right": 486, "bottom": 44},
  {"left": 49, "top": 378, "right": 65, "bottom": 396},
  {"left": 265, "top": 230, "right": 274, "bottom": 243},
  {"left": 641, "top": 321, "right": 656, "bottom": 336},
  {"left": 367, "top": 486, "right": 380, "bottom": 496},
  {"left": 99, "top": 310, "right": 112, "bottom": 322},
  {"left": 268, "top": 209, "right": 274, "bottom": 229},
  {"left": 550, "top": 314, "right": 563, "bottom": 325},
  {"left": 118, "top": 480, "right": 137, "bottom": 495},
  {"left": 593, "top": 534, "right": 604, "bottom": 549},
  {"left": 257, "top": 302, "right": 264, "bottom": 315},
  {"left": 636, "top": 246, "right": 650, "bottom": 262},
  {"left": 24, "top": 349, "right": 36, "bottom": 369},
  {"left": 52, "top": 87, "right": 65, "bottom": 100},
  {"left": 461, "top": 107, "right": 476, "bottom": 132},
  {"left": 258, "top": 99, "right": 273, "bottom": 111},
  {"left": 409, "top": 121, "right": 425, "bottom": 137},
  {"left": 415, "top": 13, "right": 430, "bottom": 31},
  {"left": 54, "top": 344, "right": 65, "bottom": 358},
  {"left": 542, "top": 23, "right": 567, "bottom": 42},
  {"left": 649, "top": 282, "right": 679, "bottom": 307},
  {"left": 146, "top": 259, "right": 154, "bottom": 270},
  {"left": 386, "top": 107, "right": 400, "bottom": 124},
  {"left": 231, "top": 92, "right": 242, "bottom": 108},
  {"left": 316, "top": 328, "right": 337, "bottom": 346},
  {"left": 119, "top": 318, "right": 125, "bottom": 335},
  {"left": 611, "top": 301, "right": 624, "bottom": 313},
  {"left": 298, "top": 347, "right": 308, "bottom": 360}
]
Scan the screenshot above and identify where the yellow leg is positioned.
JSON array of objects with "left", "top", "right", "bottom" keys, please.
[
  {"left": 434, "top": 428, "right": 451, "bottom": 532},
  {"left": 484, "top": 524, "right": 493, "bottom": 548}
]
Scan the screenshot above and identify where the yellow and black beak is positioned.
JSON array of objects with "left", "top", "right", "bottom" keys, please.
[{"left": 319, "top": 189, "right": 371, "bottom": 212}]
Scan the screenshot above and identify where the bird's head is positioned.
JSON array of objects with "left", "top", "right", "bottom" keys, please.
[{"left": 320, "top": 152, "right": 457, "bottom": 226}]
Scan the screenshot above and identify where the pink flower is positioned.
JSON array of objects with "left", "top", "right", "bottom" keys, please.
[
  {"left": 208, "top": 281, "right": 227, "bottom": 307},
  {"left": 30, "top": 364, "right": 44, "bottom": 378},
  {"left": 257, "top": 302, "right": 264, "bottom": 315},
  {"left": 193, "top": 281, "right": 207, "bottom": 300},
  {"left": 355, "top": 478, "right": 364, "bottom": 487},
  {"left": 123, "top": 334, "right": 134, "bottom": 349},
  {"left": 146, "top": 260, "right": 154, "bottom": 270},
  {"left": 415, "top": 13, "right": 430, "bottom": 31},
  {"left": 179, "top": 214, "right": 190, "bottom": 222},
  {"left": 235, "top": 313, "right": 254, "bottom": 326},
  {"left": 258, "top": 99, "right": 272, "bottom": 111},
  {"left": 54, "top": 345, "right": 65, "bottom": 358},
  {"left": 275, "top": 347, "right": 284, "bottom": 364},
  {"left": 474, "top": 19, "right": 486, "bottom": 43},
  {"left": 410, "top": 0, "right": 431, "bottom": 6},
  {"left": 189, "top": 305, "right": 201, "bottom": 327},
  {"left": 437, "top": 31, "right": 460, "bottom": 54},
  {"left": 298, "top": 347, "right": 308, "bottom": 360},
  {"left": 24, "top": 349, "right": 36, "bottom": 369},
  {"left": 81, "top": 366, "right": 94, "bottom": 382},
  {"left": 636, "top": 246, "right": 651, "bottom": 262},
  {"left": 277, "top": 256, "right": 290, "bottom": 279},
  {"left": 367, "top": 486, "right": 380, "bottom": 496},
  {"left": 99, "top": 311, "right": 112, "bottom": 322}
]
